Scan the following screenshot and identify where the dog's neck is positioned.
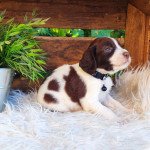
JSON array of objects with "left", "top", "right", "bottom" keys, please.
[{"left": 92, "top": 71, "right": 108, "bottom": 80}]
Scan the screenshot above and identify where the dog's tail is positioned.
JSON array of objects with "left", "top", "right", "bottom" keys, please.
[{"left": 113, "top": 62, "right": 150, "bottom": 115}]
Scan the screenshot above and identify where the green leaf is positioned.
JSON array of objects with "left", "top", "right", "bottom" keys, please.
[
  {"left": 8, "top": 31, "right": 20, "bottom": 37},
  {"left": 0, "top": 42, "right": 4, "bottom": 46},
  {"left": 27, "top": 53, "right": 40, "bottom": 57},
  {"left": 91, "top": 30, "right": 113, "bottom": 37},
  {"left": 110, "top": 30, "right": 125, "bottom": 38},
  {"left": 0, "top": 45, "right": 3, "bottom": 51},
  {"left": 0, "top": 10, "right": 6, "bottom": 22},
  {"left": 5, "top": 41, "right": 11, "bottom": 44},
  {"left": 23, "top": 44, "right": 35, "bottom": 50},
  {"left": 6, "top": 18, "right": 14, "bottom": 24},
  {"left": 36, "top": 60, "right": 46, "bottom": 65},
  {"left": 31, "top": 49, "right": 44, "bottom": 53}
]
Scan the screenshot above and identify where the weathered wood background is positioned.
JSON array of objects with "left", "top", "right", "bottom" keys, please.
[
  {"left": 0, "top": 0, "right": 128, "bottom": 29},
  {"left": 0, "top": 0, "right": 149, "bottom": 91}
]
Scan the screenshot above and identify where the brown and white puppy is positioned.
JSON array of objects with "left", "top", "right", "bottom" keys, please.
[{"left": 37, "top": 37, "right": 131, "bottom": 120}]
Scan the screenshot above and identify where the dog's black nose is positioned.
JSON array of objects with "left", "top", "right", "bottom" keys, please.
[{"left": 101, "top": 85, "right": 107, "bottom": 91}]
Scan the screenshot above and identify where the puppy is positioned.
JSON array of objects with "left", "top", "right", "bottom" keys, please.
[{"left": 37, "top": 37, "right": 131, "bottom": 120}]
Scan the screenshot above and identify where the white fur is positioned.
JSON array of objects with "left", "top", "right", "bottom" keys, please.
[{"left": 113, "top": 62, "right": 150, "bottom": 114}]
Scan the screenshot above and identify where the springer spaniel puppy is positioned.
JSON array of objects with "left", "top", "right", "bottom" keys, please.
[{"left": 37, "top": 37, "right": 131, "bottom": 120}]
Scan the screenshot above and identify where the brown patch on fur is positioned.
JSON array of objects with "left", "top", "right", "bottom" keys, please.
[
  {"left": 44, "top": 93, "right": 57, "bottom": 103},
  {"left": 79, "top": 37, "right": 117, "bottom": 74},
  {"left": 64, "top": 67, "right": 86, "bottom": 106},
  {"left": 48, "top": 79, "right": 59, "bottom": 91}
]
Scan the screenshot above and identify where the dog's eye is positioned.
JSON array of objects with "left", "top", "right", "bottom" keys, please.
[{"left": 105, "top": 47, "right": 112, "bottom": 53}]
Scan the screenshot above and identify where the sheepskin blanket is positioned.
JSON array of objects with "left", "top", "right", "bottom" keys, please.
[{"left": 0, "top": 64, "right": 150, "bottom": 150}]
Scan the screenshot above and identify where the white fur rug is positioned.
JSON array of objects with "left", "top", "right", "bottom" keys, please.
[{"left": 0, "top": 63, "right": 150, "bottom": 150}]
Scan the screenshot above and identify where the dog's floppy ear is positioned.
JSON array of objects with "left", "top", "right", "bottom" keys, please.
[{"left": 79, "top": 45, "right": 97, "bottom": 75}]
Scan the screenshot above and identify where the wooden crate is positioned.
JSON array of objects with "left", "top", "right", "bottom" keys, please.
[{"left": 0, "top": 0, "right": 149, "bottom": 91}]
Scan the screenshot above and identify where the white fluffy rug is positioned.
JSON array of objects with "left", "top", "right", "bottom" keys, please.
[{"left": 0, "top": 63, "right": 150, "bottom": 150}]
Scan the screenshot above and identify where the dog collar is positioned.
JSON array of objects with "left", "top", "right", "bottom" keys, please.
[{"left": 92, "top": 71, "right": 108, "bottom": 80}]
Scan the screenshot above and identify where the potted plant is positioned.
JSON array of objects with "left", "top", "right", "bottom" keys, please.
[{"left": 0, "top": 11, "right": 48, "bottom": 112}]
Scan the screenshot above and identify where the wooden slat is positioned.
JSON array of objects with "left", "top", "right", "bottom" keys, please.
[
  {"left": 144, "top": 16, "right": 150, "bottom": 61},
  {"left": 0, "top": 0, "right": 128, "bottom": 29},
  {"left": 125, "top": 4, "right": 147, "bottom": 66},
  {"left": 36, "top": 37, "right": 95, "bottom": 70},
  {"left": 12, "top": 37, "right": 124, "bottom": 91},
  {"left": 130, "top": 0, "right": 150, "bottom": 15},
  {"left": 147, "top": 16, "right": 150, "bottom": 60}
]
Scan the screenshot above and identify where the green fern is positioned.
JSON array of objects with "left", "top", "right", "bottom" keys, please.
[{"left": 0, "top": 11, "right": 48, "bottom": 81}]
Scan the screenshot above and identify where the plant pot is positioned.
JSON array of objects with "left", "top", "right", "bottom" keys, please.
[{"left": 0, "top": 68, "right": 14, "bottom": 112}]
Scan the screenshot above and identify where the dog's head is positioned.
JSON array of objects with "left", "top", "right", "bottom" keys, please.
[{"left": 79, "top": 37, "right": 131, "bottom": 75}]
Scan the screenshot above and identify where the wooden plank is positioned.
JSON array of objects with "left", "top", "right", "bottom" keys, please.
[
  {"left": 125, "top": 4, "right": 147, "bottom": 66},
  {"left": 144, "top": 16, "right": 150, "bottom": 61},
  {"left": 0, "top": 0, "right": 128, "bottom": 29},
  {"left": 12, "top": 37, "right": 124, "bottom": 91},
  {"left": 36, "top": 37, "right": 95, "bottom": 70},
  {"left": 130, "top": 0, "right": 150, "bottom": 15},
  {"left": 12, "top": 77, "right": 43, "bottom": 92},
  {"left": 147, "top": 16, "right": 150, "bottom": 60}
]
